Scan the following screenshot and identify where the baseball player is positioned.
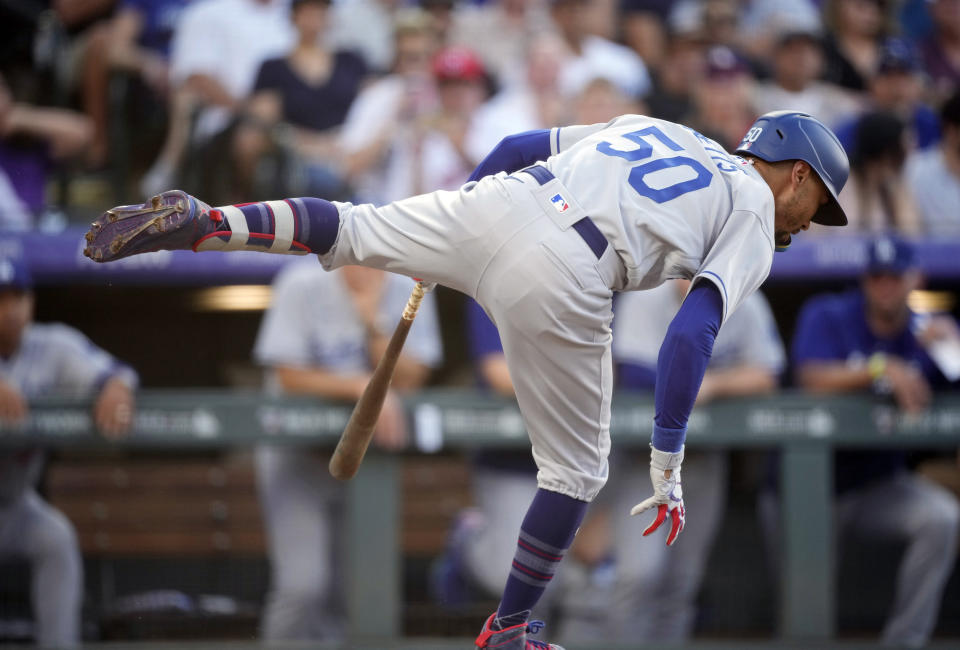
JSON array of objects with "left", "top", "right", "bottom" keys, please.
[
  {"left": 85, "top": 110, "right": 849, "bottom": 649},
  {"left": 252, "top": 258, "right": 440, "bottom": 641},
  {"left": 0, "top": 253, "right": 137, "bottom": 646}
]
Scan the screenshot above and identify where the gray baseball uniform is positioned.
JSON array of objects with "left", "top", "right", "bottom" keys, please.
[
  {"left": 321, "top": 115, "right": 775, "bottom": 502},
  {"left": 0, "top": 323, "right": 137, "bottom": 647},
  {"left": 252, "top": 258, "right": 441, "bottom": 640}
]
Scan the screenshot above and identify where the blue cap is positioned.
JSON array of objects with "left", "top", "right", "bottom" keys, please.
[
  {"left": 0, "top": 255, "right": 32, "bottom": 291},
  {"left": 866, "top": 236, "right": 915, "bottom": 274}
]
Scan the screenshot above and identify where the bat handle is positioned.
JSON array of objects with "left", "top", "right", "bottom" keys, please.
[{"left": 328, "top": 280, "right": 425, "bottom": 480}]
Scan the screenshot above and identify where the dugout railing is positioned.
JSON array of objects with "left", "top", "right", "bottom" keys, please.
[{"left": 2, "top": 390, "right": 959, "bottom": 645}]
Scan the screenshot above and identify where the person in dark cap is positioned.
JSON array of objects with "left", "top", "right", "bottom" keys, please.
[
  {"left": 834, "top": 110, "right": 920, "bottom": 234},
  {"left": 834, "top": 38, "right": 941, "bottom": 154},
  {"left": 0, "top": 253, "right": 138, "bottom": 647},
  {"left": 753, "top": 20, "right": 861, "bottom": 128},
  {"left": 762, "top": 235, "right": 960, "bottom": 647}
]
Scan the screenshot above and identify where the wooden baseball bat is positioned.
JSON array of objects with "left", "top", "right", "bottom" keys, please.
[{"left": 329, "top": 281, "right": 426, "bottom": 481}]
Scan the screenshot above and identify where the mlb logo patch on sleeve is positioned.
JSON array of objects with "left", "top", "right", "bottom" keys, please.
[{"left": 550, "top": 193, "right": 569, "bottom": 213}]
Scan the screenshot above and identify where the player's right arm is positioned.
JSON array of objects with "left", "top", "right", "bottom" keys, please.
[
  {"left": 630, "top": 280, "right": 724, "bottom": 546},
  {"left": 467, "top": 119, "right": 620, "bottom": 182}
]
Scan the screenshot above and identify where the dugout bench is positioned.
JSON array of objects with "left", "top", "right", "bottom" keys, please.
[{"left": 2, "top": 390, "right": 959, "bottom": 645}]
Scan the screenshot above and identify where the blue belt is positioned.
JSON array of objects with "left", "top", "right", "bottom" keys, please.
[{"left": 520, "top": 165, "right": 608, "bottom": 259}]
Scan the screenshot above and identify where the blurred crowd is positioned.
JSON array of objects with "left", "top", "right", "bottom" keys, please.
[
  {"left": 1, "top": 0, "right": 960, "bottom": 648},
  {"left": 0, "top": 0, "right": 958, "bottom": 235}
]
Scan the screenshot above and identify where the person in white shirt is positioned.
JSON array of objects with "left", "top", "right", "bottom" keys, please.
[
  {"left": 140, "top": 0, "right": 293, "bottom": 197},
  {"left": 549, "top": 0, "right": 650, "bottom": 100},
  {"left": 905, "top": 91, "right": 960, "bottom": 236}
]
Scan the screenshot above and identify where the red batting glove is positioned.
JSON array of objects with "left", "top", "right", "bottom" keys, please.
[{"left": 630, "top": 445, "right": 686, "bottom": 546}]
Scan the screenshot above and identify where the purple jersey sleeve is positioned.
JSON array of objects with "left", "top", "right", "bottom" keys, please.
[
  {"left": 652, "top": 281, "right": 723, "bottom": 452},
  {"left": 467, "top": 129, "right": 552, "bottom": 182},
  {"left": 466, "top": 299, "right": 503, "bottom": 360}
]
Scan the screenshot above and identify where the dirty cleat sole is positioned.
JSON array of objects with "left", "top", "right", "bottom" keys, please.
[{"left": 84, "top": 190, "right": 214, "bottom": 262}]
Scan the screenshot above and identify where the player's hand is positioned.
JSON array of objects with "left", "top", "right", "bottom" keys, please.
[
  {"left": 0, "top": 379, "right": 27, "bottom": 425},
  {"left": 916, "top": 314, "right": 960, "bottom": 346},
  {"left": 631, "top": 445, "right": 685, "bottom": 546},
  {"left": 94, "top": 377, "right": 135, "bottom": 439},
  {"left": 373, "top": 389, "right": 408, "bottom": 451},
  {"left": 883, "top": 358, "right": 931, "bottom": 414}
]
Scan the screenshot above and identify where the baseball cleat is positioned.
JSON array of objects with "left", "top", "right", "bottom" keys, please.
[
  {"left": 475, "top": 613, "right": 564, "bottom": 650},
  {"left": 83, "top": 190, "right": 217, "bottom": 262}
]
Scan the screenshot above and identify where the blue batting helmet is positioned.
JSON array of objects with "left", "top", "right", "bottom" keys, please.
[{"left": 735, "top": 110, "right": 849, "bottom": 227}]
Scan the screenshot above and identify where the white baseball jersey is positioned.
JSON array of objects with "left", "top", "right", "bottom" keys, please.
[
  {"left": 0, "top": 324, "right": 137, "bottom": 503},
  {"left": 544, "top": 114, "right": 776, "bottom": 324},
  {"left": 253, "top": 258, "right": 442, "bottom": 389},
  {"left": 613, "top": 282, "right": 786, "bottom": 374}
]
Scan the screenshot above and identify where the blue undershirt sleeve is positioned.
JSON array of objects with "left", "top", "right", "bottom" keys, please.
[
  {"left": 467, "top": 129, "right": 552, "bottom": 182},
  {"left": 652, "top": 281, "right": 724, "bottom": 452}
]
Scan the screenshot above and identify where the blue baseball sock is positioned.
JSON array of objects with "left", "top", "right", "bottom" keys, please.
[
  {"left": 204, "top": 197, "right": 340, "bottom": 254},
  {"left": 495, "top": 488, "right": 588, "bottom": 628}
]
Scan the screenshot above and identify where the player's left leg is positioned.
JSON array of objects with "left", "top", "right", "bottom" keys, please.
[
  {"left": 838, "top": 471, "right": 959, "bottom": 647},
  {"left": 470, "top": 199, "right": 623, "bottom": 649}
]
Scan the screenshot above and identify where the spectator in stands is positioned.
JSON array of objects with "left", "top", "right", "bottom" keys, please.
[
  {"left": 835, "top": 38, "right": 940, "bottom": 154},
  {"left": 339, "top": 9, "right": 440, "bottom": 205},
  {"left": 448, "top": 0, "right": 557, "bottom": 90},
  {"left": 752, "top": 20, "right": 861, "bottom": 130},
  {"left": 396, "top": 46, "right": 490, "bottom": 197},
  {"left": 344, "top": 47, "right": 487, "bottom": 201},
  {"left": 549, "top": 0, "right": 650, "bottom": 101},
  {"left": 643, "top": 24, "right": 706, "bottom": 124},
  {"left": 835, "top": 111, "right": 921, "bottom": 235},
  {"left": 419, "top": 0, "right": 457, "bottom": 47},
  {"left": 688, "top": 45, "right": 757, "bottom": 150},
  {"left": 52, "top": 0, "right": 117, "bottom": 168},
  {"left": 139, "top": 0, "right": 293, "bottom": 198},
  {"left": 919, "top": 0, "right": 960, "bottom": 100},
  {"left": 253, "top": 258, "right": 441, "bottom": 641},
  {"left": 94, "top": 0, "right": 192, "bottom": 167},
  {"left": 906, "top": 91, "right": 960, "bottom": 235},
  {"left": 233, "top": 0, "right": 367, "bottom": 198},
  {"left": 556, "top": 281, "right": 785, "bottom": 644},
  {"left": 0, "top": 73, "right": 93, "bottom": 229},
  {"left": 738, "top": 0, "right": 823, "bottom": 62},
  {"left": 763, "top": 236, "right": 960, "bottom": 648},
  {"left": 619, "top": 0, "right": 671, "bottom": 73},
  {"left": 0, "top": 252, "right": 137, "bottom": 647},
  {"left": 329, "top": 0, "right": 402, "bottom": 73},
  {"left": 821, "top": 0, "right": 895, "bottom": 93},
  {"left": 465, "top": 33, "right": 568, "bottom": 163}
]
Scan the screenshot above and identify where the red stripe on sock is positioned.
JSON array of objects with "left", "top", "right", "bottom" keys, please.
[
  {"left": 511, "top": 561, "right": 552, "bottom": 582},
  {"left": 191, "top": 231, "right": 310, "bottom": 253},
  {"left": 192, "top": 231, "right": 231, "bottom": 252},
  {"left": 517, "top": 539, "right": 562, "bottom": 561}
]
